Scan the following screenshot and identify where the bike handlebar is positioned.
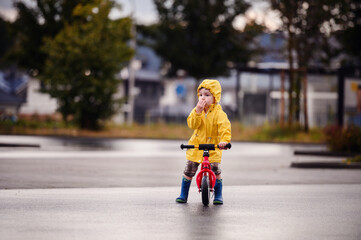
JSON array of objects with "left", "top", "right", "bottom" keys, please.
[{"left": 180, "top": 143, "right": 231, "bottom": 150}]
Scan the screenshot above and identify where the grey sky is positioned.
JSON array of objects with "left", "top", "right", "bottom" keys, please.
[
  {"left": 0, "top": 0, "right": 280, "bottom": 30},
  {"left": 0, "top": 0, "right": 158, "bottom": 24}
]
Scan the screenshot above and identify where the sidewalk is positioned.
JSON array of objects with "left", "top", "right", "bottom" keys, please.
[{"left": 291, "top": 150, "right": 361, "bottom": 169}]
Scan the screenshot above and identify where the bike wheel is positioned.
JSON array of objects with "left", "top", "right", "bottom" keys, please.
[{"left": 201, "top": 175, "right": 210, "bottom": 206}]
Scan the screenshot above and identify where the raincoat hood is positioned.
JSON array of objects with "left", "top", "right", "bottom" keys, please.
[{"left": 197, "top": 79, "right": 221, "bottom": 103}]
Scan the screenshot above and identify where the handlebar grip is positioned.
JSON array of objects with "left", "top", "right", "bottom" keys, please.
[
  {"left": 217, "top": 143, "right": 231, "bottom": 149},
  {"left": 180, "top": 144, "right": 194, "bottom": 150}
]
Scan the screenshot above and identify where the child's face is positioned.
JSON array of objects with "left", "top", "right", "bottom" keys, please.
[{"left": 198, "top": 88, "right": 214, "bottom": 109}]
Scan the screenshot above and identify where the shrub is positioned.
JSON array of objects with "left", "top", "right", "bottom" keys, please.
[
  {"left": 324, "top": 124, "right": 361, "bottom": 153},
  {"left": 345, "top": 155, "right": 361, "bottom": 163}
]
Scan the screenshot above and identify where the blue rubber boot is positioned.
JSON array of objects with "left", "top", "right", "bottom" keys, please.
[
  {"left": 176, "top": 177, "right": 192, "bottom": 203},
  {"left": 213, "top": 179, "right": 223, "bottom": 205}
]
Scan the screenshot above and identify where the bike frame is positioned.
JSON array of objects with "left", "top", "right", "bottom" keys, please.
[
  {"left": 196, "top": 149, "right": 216, "bottom": 192},
  {"left": 180, "top": 143, "right": 231, "bottom": 193}
]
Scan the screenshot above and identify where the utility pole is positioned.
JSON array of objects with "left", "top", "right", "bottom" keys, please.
[{"left": 337, "top": 68, "right": 345, "bottom": 127}]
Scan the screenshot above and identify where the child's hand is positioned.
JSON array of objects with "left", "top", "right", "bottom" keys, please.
[
  {"left": 218, "top": 142, "right": 228, "bottom": 150},
  {"left": 196, "top": 99, "right": 206, "bottom": 114}
]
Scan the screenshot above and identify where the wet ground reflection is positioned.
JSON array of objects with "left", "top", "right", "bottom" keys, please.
[
  {"left": 0, "top": 135, "right": 182, "bottom": 151},
  {"left": 178, "top": 203, "right": 223, "bottom": 239}
]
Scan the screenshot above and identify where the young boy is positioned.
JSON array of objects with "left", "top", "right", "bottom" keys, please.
[{"left": 176, "top": 79, "right": 231, "bottom": 204}]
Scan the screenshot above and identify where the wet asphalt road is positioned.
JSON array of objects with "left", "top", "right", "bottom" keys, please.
[
  {"left": 0, "top": 135, "right": 361, "bottom": 239},
  {"left": 1, "top": 185, "right": 361, "bottom": 240},
  {"left": 1, "top": 135, "right": 361, "bottom": 188}
]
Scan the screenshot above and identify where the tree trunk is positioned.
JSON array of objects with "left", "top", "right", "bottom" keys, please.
[
  {"left": 303, "top": 71, "right": 309, "bottom": 132},
  {"left": 295, "top": 72, "right": 301, "bottom": 123},
  {"left": 287, "top": 33, "right": 295, "bottom": 127},
  {"left": 280, "top": 70, "right": 285, "bottom": 127}
]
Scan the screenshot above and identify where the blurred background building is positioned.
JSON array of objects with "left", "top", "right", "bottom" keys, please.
[
  {"left": 0, "top": 0, "right": 360, "bottom": 128},
  {"left": 1, "top": 30, "right": 360, "bottom": 128}
]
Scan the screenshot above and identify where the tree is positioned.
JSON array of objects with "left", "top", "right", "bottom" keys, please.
[
  {"left": 141, "top": 0, "right": 254, "bottom": 81},
  {"left": 0, "top": 16, "right": 14, "bottom": 66},
  {"left": 270, "top": 0, "right": 361, "bottom": 129},
  {"left": 270, "top": 0, "right": 334, "bottom": 129},
  {"left": 9, "top": 0, "right": 91, "bottom": 76},
  {"left": 332, "top": 0, "right": 361, "bottom": 66},
  {"left": 40, "top": 0, "right": 133, "bottom": 129}
]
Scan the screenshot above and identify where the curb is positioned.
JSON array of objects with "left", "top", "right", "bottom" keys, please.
[
  {"left": 291, "top": 162, "right": 361, "bottom": 169},
  {"left": 0, "top": 143, "right": 40, "bottom": 148},
  {"left": 294, "top": 150, "right": 356, "bottom": 158}
]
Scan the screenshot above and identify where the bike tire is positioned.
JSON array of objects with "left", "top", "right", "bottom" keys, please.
[{"left": 201, "top": 175, "right": 210, "bottom": 206}]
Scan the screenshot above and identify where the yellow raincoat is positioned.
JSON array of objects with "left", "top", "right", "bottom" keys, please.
[{"left": 186, "top": 79, "right": 231, "bottom": 163}]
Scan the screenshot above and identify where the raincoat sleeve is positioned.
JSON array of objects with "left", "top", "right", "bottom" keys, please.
[
  {"left": 217, "top": 110, "right": 231, "bottom": 143},
  {"left": 187, "top": 108, "right": 202, "bottom": 130}
]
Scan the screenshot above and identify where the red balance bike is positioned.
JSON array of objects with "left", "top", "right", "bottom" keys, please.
[{"left": 180, "top": 143, "right": 231, "bottom": 206}]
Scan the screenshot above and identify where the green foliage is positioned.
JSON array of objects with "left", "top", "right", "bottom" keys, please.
[
  {"left": 253, "top": 125, "right": 297, "bottom": 141},
  {"left": 9, "top": 0, "right": 133, "bottom": 129},
  {"left": 8, "top": 0, "right": 92, "bottom": 73},
  {"left": 0, "top": 16, "right": 14, "bottom": 64},
  {"left": 141, "top": 0, "right": 260, "bottom": 79},
  {"left": 333, "top": 0, "right": 361, "bottom": 66},
  {"left": 324, "top": 124, "right": 361, "bottom": 153},
  {"left": 1, "top": 120, "right": 325, "bottom": 143},
  {"left": 270, "top": 0, "right": 361, "bottom": 68},
  {"left": 246, "top": 124, "right": 323, "bottom": 143},
  {"left": 40, "top": 0, "right": 133, "bottom": 129},
  {"left": 346, "top": 155, "right": 361, "bottom": 163}
]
